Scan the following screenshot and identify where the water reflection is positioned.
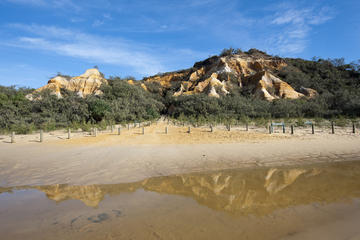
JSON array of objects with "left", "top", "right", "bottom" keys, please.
[{"left": 1, "top": 161, "right": 360, "bottom": 215}]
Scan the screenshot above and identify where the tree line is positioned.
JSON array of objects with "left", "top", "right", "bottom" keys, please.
[{"left": 0, "top": 78, "right": 164, "bottom": 134}]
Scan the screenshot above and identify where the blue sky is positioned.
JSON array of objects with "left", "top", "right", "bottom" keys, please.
[{"left": 0, "top": 0, "right": 359, "bottom": 88}]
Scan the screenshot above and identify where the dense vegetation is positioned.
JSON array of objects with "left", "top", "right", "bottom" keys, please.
[
  {"left": 0, "top": 78, "right": 163, "bottom": 134},
  {"left": 279, "top": 58, "right": 360, "bottom": 117},
  {"left": 0, "top": 49, "right": 359, "bottom": 134}
]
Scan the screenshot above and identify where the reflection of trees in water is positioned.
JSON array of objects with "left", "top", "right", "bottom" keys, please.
[{"left": 2, "top": 161, "right": 360, "bottom": 215}]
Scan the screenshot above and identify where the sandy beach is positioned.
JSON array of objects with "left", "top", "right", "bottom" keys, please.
[
  {"left": 1, "top": 122, "right": 360, "bottom": 187},
  {"left": 1, "top": 122, "right": 360, "bottom": 240}
]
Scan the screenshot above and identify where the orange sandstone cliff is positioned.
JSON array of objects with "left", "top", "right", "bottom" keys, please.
[
  {"left": 143, "top": 50, "right": 312, "bottom": 101},
  {"left": 29, "top": 50, "right": 317, "bottom": 101},
  {"left": 27, "top": 68, "right": 108, "bottom": 99}
]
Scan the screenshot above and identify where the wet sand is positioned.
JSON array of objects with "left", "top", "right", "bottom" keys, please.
[
  {"left": 1, "top": 161, "right": 360, "bottom": 240},
  {"left": 1, "top": 123, "right": 360, "bottom": 239},
  {"left": 0, "top": 122, "right": 360, "bottom": 186}
]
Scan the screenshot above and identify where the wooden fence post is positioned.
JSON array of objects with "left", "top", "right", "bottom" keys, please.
[
  {"left": 165, "top": 126, "right": 168, "bottom": 134},
  {"left": 68, "top": 128, "right": 71, "bottom": 139},
  {"left": 282, "top": 124, "right": 285, "bottom": 134},
  {"left": 291, "top": 125, "right": 294, "bottom": 135},
  {"left": 40, "top": 130, "right": 43, "bottom": 142},
  {"left": 353, "top": 123, "right": 356, "bottom": 134},
  {"left": 188, "top": 126, "right": 191, "bottom": 134},
  {"left": 331, "top": 122, "right": 335, "bottom": 134},
  {"left": 210, "top": 125, "right": 213, "bottom": 133},
  {"left": 118, "top": 127, "right": 121, "bottom": 135},
  {"left": 11, "top": 132, "right": 15, "bottom": 143},
  {"left": 312, "top": 124, "right": 315, "bottom": 134},
  {"left": 142, "top": 127, "right": 145, "bottom": 135}
]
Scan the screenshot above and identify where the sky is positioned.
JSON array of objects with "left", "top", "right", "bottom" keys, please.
[{"left": 0, "top": 0, "right": 359, "bottom": 88}]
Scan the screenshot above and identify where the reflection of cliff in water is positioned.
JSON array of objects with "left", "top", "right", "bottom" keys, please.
[{"left": 2, "top": 161, "right": 360, "bottom": 215}]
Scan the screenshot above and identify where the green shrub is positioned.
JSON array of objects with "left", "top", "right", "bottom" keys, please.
[
  {"left": 334, "top": 117, "right": 349, "bottom": 127},
  {"left": 253, "top": 118, "right": 269, "bottom": 128},
  {"left": 295, "top": 118, "right": 305, "bottom": 127}
]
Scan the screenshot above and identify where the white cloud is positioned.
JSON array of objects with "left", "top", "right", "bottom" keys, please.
[
  {"left": 267, "top": 5, "right": 335, "bottom": 54},
  {"left": 5, "top": 24, "right": 165, "bottom": 75},
  {"left": 3, "top": 24, "right": 206, "bottom": 76},
  {"left": 70, "top": 17, "right": 85, "bottom": 23},
  {"left": 272, "top": 9, "right": 308, "bottom": 25},
  {"left": 308, "top": 7, "right": 334, "bottom": 25},
  {"left": 92, "top": 13, "right": 113, "bottom": 27},
  {"left": 271, "top": 6, "right": 333, "bottom": 26},
  {"left": 6, "top": 0, "right": 80, "bottom": 10},
  {"left": 92, "top": 20, "right": 104, "bottom": 27},
  {"left": 103, "top": 13, "right": 112, "bottom": 20},
  {"left": 1, "top": 0, "right": 337, "bottom": 73},
  {"left": 7, "top": 23, "right": 82, "bottom": 39},
  {"left": 6, "top": 0, "right": 46, "bottom": 6}
]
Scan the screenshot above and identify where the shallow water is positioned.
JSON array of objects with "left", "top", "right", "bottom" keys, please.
[{"left": 1, "top": 161, "right": 360, "bottom": 239}]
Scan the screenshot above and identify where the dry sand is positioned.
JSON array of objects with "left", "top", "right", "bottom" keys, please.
[{"left": 1, "top": 122, "right": 360, "bottom": 187}]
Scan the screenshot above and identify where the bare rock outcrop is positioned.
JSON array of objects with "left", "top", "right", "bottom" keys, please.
[
  {"left": 27, "top": 68, "right": 108, "bottom": 99},
  {"left": 143, "top": 52, "right": 315, "bottom": 101},
  {"left": 28, "top": 50, "right": 318, "bottom": 102},
  {"left": 299, "top": 86, "right": 319, "bottom": 98}
]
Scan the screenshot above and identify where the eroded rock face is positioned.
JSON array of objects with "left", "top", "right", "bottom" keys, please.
[
  {"left": 27, "top": 68, "right": 108, "bottom": 99},
  {"left": 299, "top": 87, "right": 319, "bottom": 98},
  {"left": 143, "top": 53, "right": 316, "bottom": 101},
  {"left": 29, "top": 52, "right": 318, "bottom": 101}
]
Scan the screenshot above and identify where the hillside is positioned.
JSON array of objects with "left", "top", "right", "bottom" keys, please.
[
  {"left": 30, "top": 49, "right": 318, "bottom": 102},
  {"left": 141, "top": 49, "right": 316, "bottom": 101},
  {"left": 0, "top": 48, "right": 359, "bottom": 133}
]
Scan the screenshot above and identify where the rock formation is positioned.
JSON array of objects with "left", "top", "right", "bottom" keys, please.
[
  {"left": 143, "top": 50, "right": 316, "bottom": 101},
  {"left": 27, "top": 68, "right": 108, "bottom": 99},
  {"left": 299, "top": 86, "right": 319, "bottom": 98},
  {"left": 28, "top": 50, "right": 317, "bottom": 101}
]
